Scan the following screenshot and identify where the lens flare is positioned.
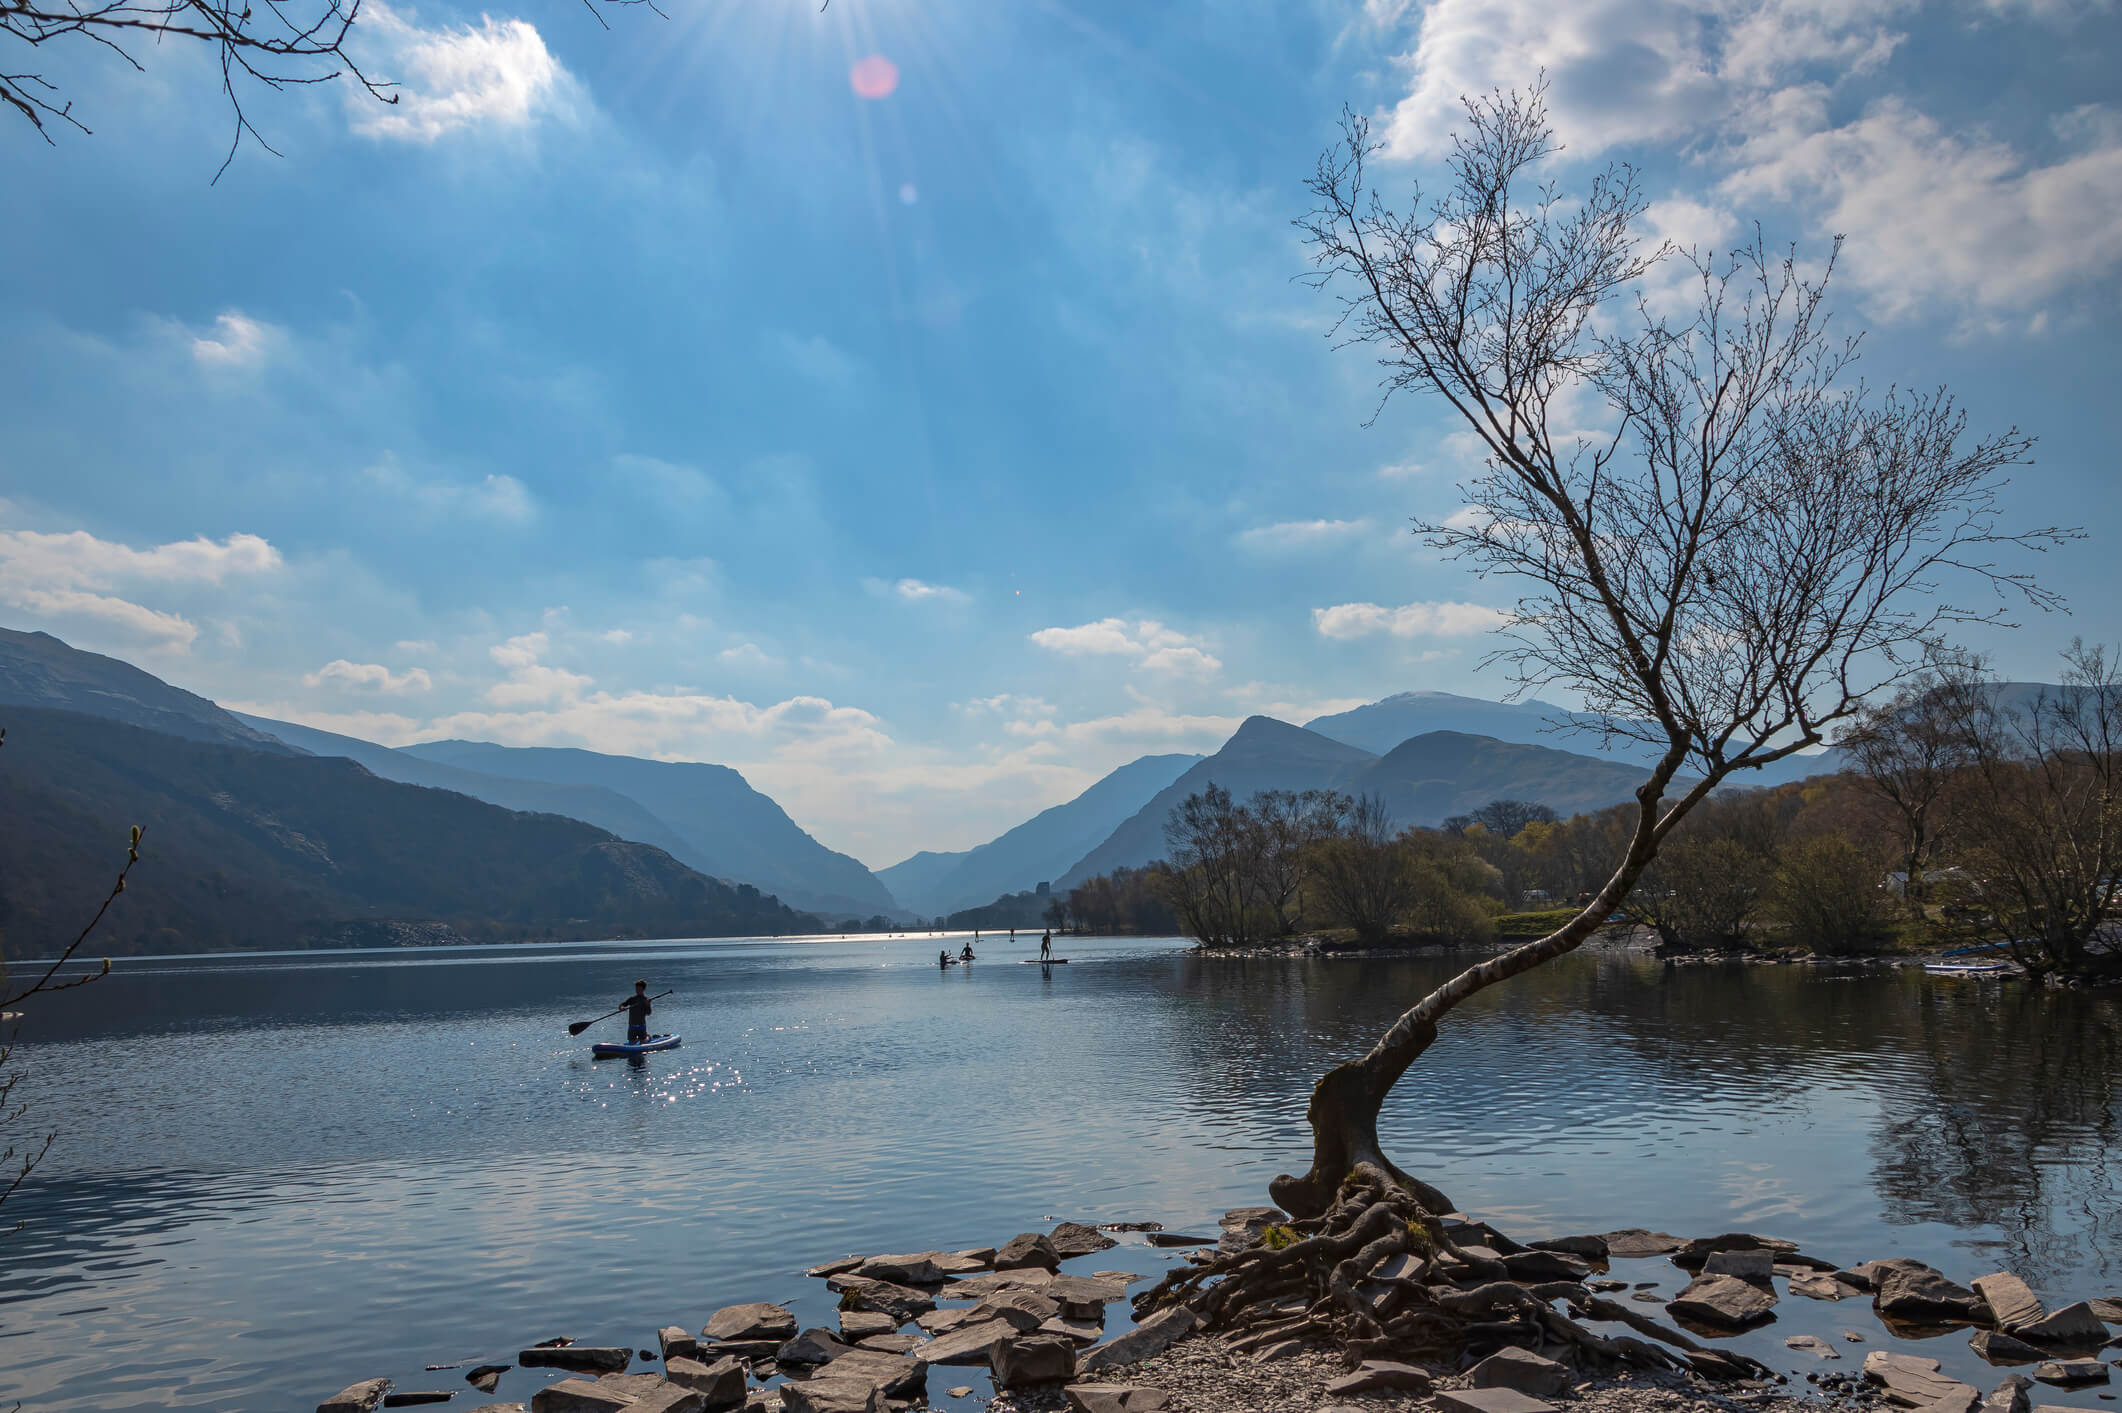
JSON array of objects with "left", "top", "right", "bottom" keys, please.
[{"left": 850, "top": 55, "right": 899, "bottom": 100}]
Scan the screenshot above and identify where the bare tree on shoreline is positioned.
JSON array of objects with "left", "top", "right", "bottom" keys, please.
[{"left": 1252, "top": 84, "right": 2066, "bottom": 1222}]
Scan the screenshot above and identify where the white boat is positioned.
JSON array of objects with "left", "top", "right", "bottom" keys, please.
[{"left": 1922, "top": 961, "right": 2015, "bottom": 977}]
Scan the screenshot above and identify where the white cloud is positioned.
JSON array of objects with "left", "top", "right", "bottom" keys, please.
[
  {"left": 362, "top": 459, "right": 537, "bottom": 524},
  {"left": 190, "top": 312, "right": 278, "bottom": 368},
  {"left": 1234, "top": 518, "right": 1373, "bottom": 552},
  {"left": 1720, "top": 95, "right": 2122, "bottom": 324},
  {"left": 894, "top": 578, "right": 968, "bottom": 604},
  {"left": 1371, "top": 0, "right": 2121, "bottom": 324},
  {"left": 717, "top": 642, "right": 781, "bottom": 670},
  {"left": 1312, "top": 599, "right": 1510, "bottom": 640},
  {"left": 1057, "top": 706, "right": 1242, "bottom": 747},
  {"left": 1029, "top": 618, "right": 1222, "bottom": 675},
  {"left": 0, "top": 525, "right": 282, "bottom": 651},
  {"left": 304, "top": 659, "right": 434, "bottom": 694},
  {"left": 352, "top": 3, "right": 577, "bottom": 143},
  {"left": 768, "top": 332, "right": 865, "bottom": 390},
  {"left": 395, "top": 639, "right": 438, "bottom": 654}
]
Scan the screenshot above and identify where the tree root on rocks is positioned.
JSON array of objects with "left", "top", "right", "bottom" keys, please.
[{"left": 1131, "top": 1164, "right": 1773, "bottom": 1383}]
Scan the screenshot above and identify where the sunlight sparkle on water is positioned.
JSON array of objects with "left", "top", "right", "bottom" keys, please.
[{"left": 850, "top": 55, "right": 898, "bottom": 100}]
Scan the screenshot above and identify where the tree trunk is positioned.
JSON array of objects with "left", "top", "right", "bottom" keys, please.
[{"left": 1270, "top": 780, "right": 1674, "bottom": 1220}]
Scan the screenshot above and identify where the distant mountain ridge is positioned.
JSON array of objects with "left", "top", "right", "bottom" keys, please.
[
  {"left": 399, "top": 740, "right": 900, "bottom": 920},
  {"left": 876, "top": 751, "right": 1201, "bottom": 916},
  {"left": 0, "top": 626, "right": 296, "bottom": 755},
  {"left": 0, "top": 706, "right": 814, "bottom": 955}
]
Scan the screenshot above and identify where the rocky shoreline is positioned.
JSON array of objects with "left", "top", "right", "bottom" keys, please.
[{"left": 312, "top": 1208, "right": 2122, "bottom": 1413}]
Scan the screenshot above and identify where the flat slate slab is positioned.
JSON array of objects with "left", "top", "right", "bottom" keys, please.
[
  {"left": 1973, "top": 1274, "right": 2046, "bottom": 1332},
  {"left": 1433, "top": 1389, "right": 1559, "bottom": 1413},
  {"left": 1598, "top": 1229, "right": 1686, "bottom": 1259},
  {"left": 1864, "top": 1351, "right": 1976, "bottom": 1409}
]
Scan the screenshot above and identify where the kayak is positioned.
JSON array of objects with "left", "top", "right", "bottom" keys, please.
[
  {"left": 1020, "top": 958, "right": 1069, "bottom": 964},
  {"left": 1923, "top": 962, "right": 2013, "bottom": 977},
  {"left": 591, "top": 1033, "right": 682, "bottom": 1058}
]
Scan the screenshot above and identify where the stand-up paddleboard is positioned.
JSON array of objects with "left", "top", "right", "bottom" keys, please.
[
  {"left": 1020, "top": 958, "right": 1069, "bottom": 964},
  {"left": 591, "top": 1033, "right": 681, "bottom": 1058}
]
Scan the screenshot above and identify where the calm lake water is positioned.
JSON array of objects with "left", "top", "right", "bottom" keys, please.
[{"left": 1, "top": 934, "right": 2117, "bottom": 1412}]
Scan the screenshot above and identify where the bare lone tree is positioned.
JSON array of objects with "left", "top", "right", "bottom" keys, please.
[{"left": 1133, "top": 84, "right": 2065, "bottom": 1369}]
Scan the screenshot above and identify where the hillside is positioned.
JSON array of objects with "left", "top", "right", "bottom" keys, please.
[
  {"left": 0, "top": 626, "right": 296, "bottom": 754},
  {"left": 400, "top": 740, "right": 898, "bottom": 920},
  {"left": 1307, "top": 689, "right": 1844, "bottom": 786},
  {"left": 0, "top": 707, "right": 815, "bottom": 956},
  {"left": 236, "top": 713, "right": 703, "bottom": 868},
  {"left": 877, "top": 751, "right": 1201, "bottom": 915},
  {"left": 1346, "top": 730, "right": 1674, "bottom": 825},
  {"left": 1053, "top": 717, "right": 1378, "bottom": 888}
]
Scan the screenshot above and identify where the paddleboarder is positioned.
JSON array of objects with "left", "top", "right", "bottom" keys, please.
[
  {"left": 622, "top": 979, "right": 654, "bottom": 1044},
  {"left": 1039, "top": 929, "right": 1053, "bottom": 962}
]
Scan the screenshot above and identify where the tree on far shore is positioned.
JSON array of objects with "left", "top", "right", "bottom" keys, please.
[{"left": 1260, "top": 83, "right": 2065, "bottom": 1222}]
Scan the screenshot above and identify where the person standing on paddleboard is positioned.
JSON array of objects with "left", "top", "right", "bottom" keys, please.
[
  {"left": 1040, "top": 929, "right": 1053, "bottom": 961},
  {"left": 622, "top": 980, "right": 653, "bottom": 1044}
]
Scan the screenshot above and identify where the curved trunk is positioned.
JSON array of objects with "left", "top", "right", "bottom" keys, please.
[{"left": 1271, "top": 773, "right": 1679, "bottom": 1220}]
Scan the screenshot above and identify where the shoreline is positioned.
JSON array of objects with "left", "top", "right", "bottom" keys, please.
[{"left": 311, "top": 1206, "right": 2122, "bottom": 1413}]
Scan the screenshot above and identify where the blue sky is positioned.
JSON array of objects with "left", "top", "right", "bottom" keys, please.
[{"left": 3, "top": 0, "right": 2118, "bottom": 866}]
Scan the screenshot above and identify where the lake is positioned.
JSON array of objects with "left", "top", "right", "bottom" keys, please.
[{"left": 1, "top": 934, "right": 2117, "bottom": 1411}]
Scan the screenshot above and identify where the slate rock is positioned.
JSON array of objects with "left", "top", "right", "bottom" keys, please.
[
  {"left": 664, "top": 1358, "right": 745, "bottom": 1410},
  {"left": 918, "top": 1320, "right": 1015, "bottom": 1365},
  {"left": 321, "top": 1379, "right": 395, "bottom": 1413},
  {"left": 522, "top": 1349, "right": 633, "bottom": 1375},
  {"left": 1973, "top": 1275, "right": 2047, "bottom": 1333},
  {"left": 1469, "top": 1347, "right": 1569, "bottom": 1396},
  {"left": 467, "top": 1367, "right": 509, "bottom": 1394},
  {"left": 2032, "top": 1358, "right": 2109, "bottom": 1386},
  {"left": 945, "top": 1269, "right": 1054, "bottom": 1298},
  {"left": 1143, "top": 1232, "right": 1214, "bottom": 1248},
  {"left": 970, "top": 1291, "right": 1060, "bottom": 1330},
  {"left": 915, "top": 1308, "right": 973, "bottom": 1336},
  {"left": 383, "top": 1393, "right": 454, "bottom": 1407},
  {"left": 996, "top": 1233, "right": 1062, "bottom": 1271},
  {"left": 825, "top": 1277, "right": 934, "bottom": 1322},
  {"left": 593, "top": 1375, "right": 666, "bottom": 1402},
  {"left": 1670, "top": 1273, "right": 1777, "bottom": 1329},
  {"left": 853, "top": 1335, "right": 923, "bottom": 1355},
  {"left": 704, "top": 1305, "right": 799, "bottom": 1344},
  {"left": 1433, "top": 1390, "right": 1559, "bottom": 1413},
  {"left": 1062, "top": 1385, "right": 1171, "bottom": 1413},
  {"left": 1079, "top": 1307, "right": 1199, "bottom": 1375},
  {"left": 1971, "top": 1330, "right": 2047, "bottom": 1365},
  {"left": 2017, "top": 1301, "right": 2108, "bottom": 1347},
  {"left": 625, "top": 1388, "right": 706, "bottom": 1413},
  {"left": 1864, "top": 1351, "right": 1974, "bottom": 1408},
  {"left": 697, "top": 1341, "right": 780, "bottom": 1364},
  {"left": 806, "top": 1256, "right": 865, "bottom": 1279},
  {"left": 775, "top": 1380, "right": 880, "bottom": 1413},
  {"left": 1703, "top": 1249, "right": 1777, "bottom": 1285},
  {"left": 855, "top": 1253, "right": 946, "bottom": 1287},
  {"left": 2089, "top": 1298, "right": 2122, "bottom": 1324},
  {"left": 1869, "top": 1261, "right": 1986, "bottom": 1322},
  {"left": 1673, "top": 1233, "right": 1799, "bottom": 1270},
  {"left": 1324, "top": 1360, "right": 1433, "bottom": 1396},
  {"left": 992, "top": 1332, "right": 1077, "bottom": 1387},
  {"left": 1914, "top": 1388, "right": 1980, "bottom": 1413},
  {"left": 812, "top": 1349, "right": 926, "bottom": 1399},
  {"left": 1051, "top": 1223, "right": 1120, "bottom": 1259},
  {"left": 1502, "top": 1249, "right": 1590, "bottom": 1282},
  {"left": 1040, "top": 1317, "right": 1106, "bottom": 1347},
  {"left": 1372, "top": 1252, "right": 1425, "bottom": 1282},
  {"left": 837, "top": 1312, "right": 897, "bottom": 1341},
  {"left": 1791, "top": 1272, "right": 1865, "bottom": 1301},
  {"left": 1785, "top": 1335, "right": 1840, "bottom": 1359},
  {"left": 1980, "top": 1374, "right": 2033, "bottom": 1413},
  {"left": 777, "top": 1330, "right": 851, "bottom": 1367},
  {"left": 1529, "top": 1234, "right": 1609, "bottom": 1261},
  {"left": 528, "top": 1381, "right": 632, "bottom": 1413},
  {"left": 1599, "top": 1229, "right": 1686, "bottom": 1259}
]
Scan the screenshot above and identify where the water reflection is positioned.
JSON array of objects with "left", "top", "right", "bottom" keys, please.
[{"left": 0, "top": 939, "right": 2117, "bottom": 1413}]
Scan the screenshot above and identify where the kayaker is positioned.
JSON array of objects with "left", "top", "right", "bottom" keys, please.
[
  {"left": 959, "top": 942, "right": 975, "bottom": 961},
  {"left": 622, "top": 980, "right": 653, "bottom": 1043}
]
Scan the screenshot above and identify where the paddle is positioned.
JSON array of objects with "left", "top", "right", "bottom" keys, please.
[{"left": 567, "top": 990, "right": 672, "bottom": 1037}]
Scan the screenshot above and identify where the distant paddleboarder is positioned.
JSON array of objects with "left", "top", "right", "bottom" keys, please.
[
  {"left": 622, "top": 980, "right": 654, "bottom": 1044},
  {"left": 1039, "top": 930, "right": 1053, "bottom": 962}
]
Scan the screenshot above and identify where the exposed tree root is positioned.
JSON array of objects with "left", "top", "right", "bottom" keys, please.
[{"left": 1132, "top": 1164, "right": 1775, "bottom": 1384}]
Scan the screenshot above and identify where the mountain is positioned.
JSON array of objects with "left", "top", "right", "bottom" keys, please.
[
  {"left": 1345, "top": 730, "right": 1673, "bottom": 826},
  {"left": 399, "top": 740, "right": 899, "bottom": 921},
  {"left": 235, "top": 713, "right": 702, "bottom": 867},
  {"left": 1054, "top": 718, "right": 1379, "bottom": 888},
  {"left": 876, "top": 752, "right": 1201, "bottom": 916},
  {"left": 0, "top": 706, "right": 816, "bottom": 956},
  {"left": 1306, "top": 689, "right": 1844, "bottom": 786},
  {"left": 0, "top": 626, "right": 296, "bottom": 755}
]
